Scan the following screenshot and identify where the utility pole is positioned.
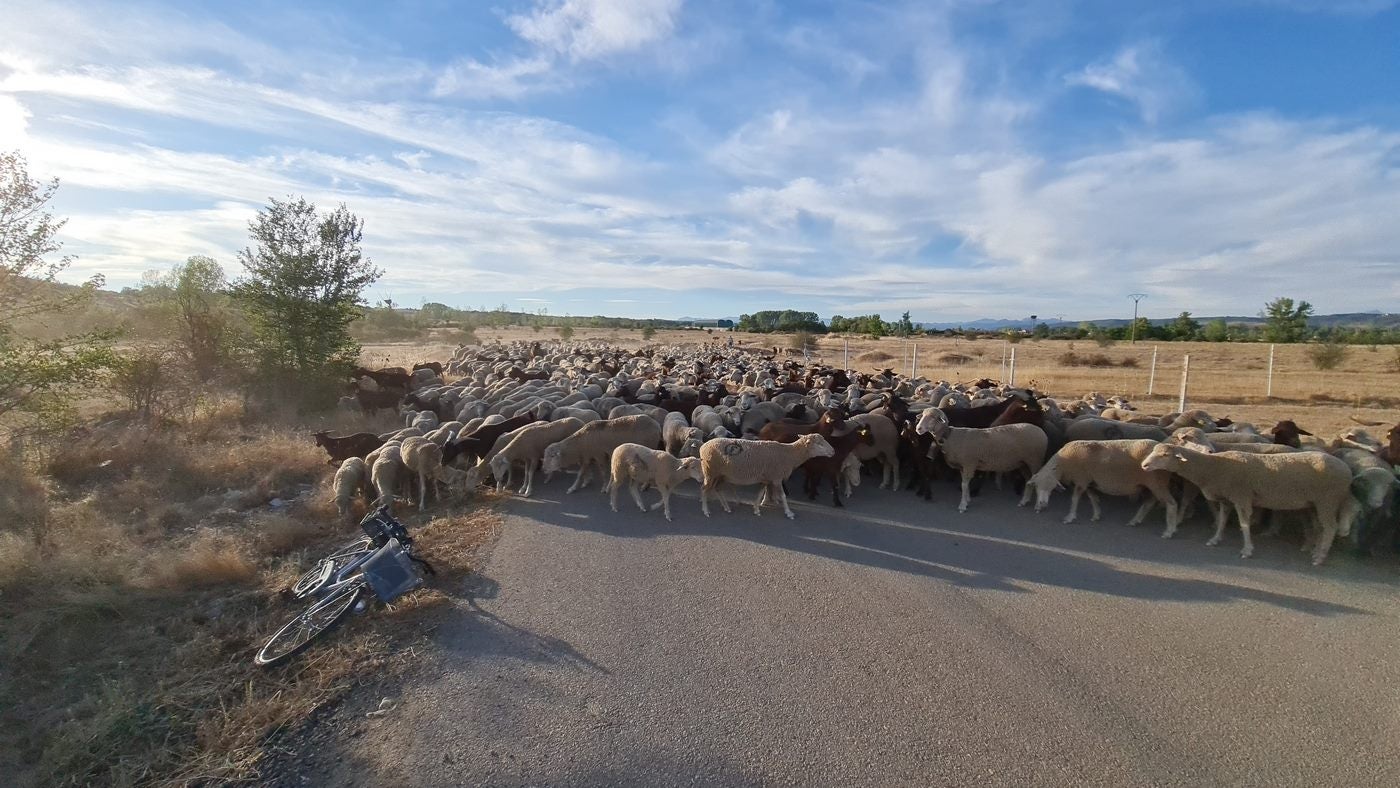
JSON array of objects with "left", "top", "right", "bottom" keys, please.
[{"left": 1128, "top": 293, "right": 1148, "bottom": 343}]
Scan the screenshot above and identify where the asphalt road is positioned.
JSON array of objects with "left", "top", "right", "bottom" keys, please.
[{"left": 293, "top": 477, "right": 1400, "bottom": 787}]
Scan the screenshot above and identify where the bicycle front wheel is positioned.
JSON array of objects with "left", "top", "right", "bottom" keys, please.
[
  {"left": 290, "top": 537, "right": 374, "bottom": 600},
  {"left": 256, "top": 582, "right": 366, "bottom": 667}
]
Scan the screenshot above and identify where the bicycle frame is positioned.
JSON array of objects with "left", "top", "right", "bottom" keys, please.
[{"left": 307, "top": 545, "right": 379, "bottom": 600}]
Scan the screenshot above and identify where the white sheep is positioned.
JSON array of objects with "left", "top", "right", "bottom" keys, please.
[
  {"left": 1026, "top": 439, "right": 1179, "bottom": 529},
  {"left": 542, "top": 415, "right": 664, "bottom": 494},
  {"left": 332, "top": 457, "right": 371, "bottom": 522},
  {"left": 849, "top": 413, "right": 901, "bottom": 490},
  {"left": 1169, "top": 427, "right": 1300, "bottom": 454},
  {"left": 370, "top": 441, "right": 406, "bottom": 512},
  {"left": 661, "top": 411, "right": 704, "bottom": 458},
  {"left": 400, "top": 436, "right": 466, "bottom": 511},
  {"left": 1065, "top": 417, "right": 1167, "bottom": 443},
  {"left": 916, "top": 408, "right": 1047, "bottom": 513},
  {"left": 1141, "top": 443, "right": 1357, "bottom": 564},
  {"left": 608, "top": 443, "right": 705, "bottom": 521},
  {"left": 699, "top": 434, "right": 834, "bottom": 520},
  {"left": 475, "top": 417, "right": 585, "bottom": 497},
  {"left": 1333, "top": 447, "right": 1399, "bottom": 537}
]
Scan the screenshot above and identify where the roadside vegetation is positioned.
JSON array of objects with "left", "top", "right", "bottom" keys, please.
[{"left": 0, "top": 151, "right": 498, "bottom": 786}]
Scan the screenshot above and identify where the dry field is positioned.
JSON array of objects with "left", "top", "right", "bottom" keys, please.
[
  {"left": 370, "top": 327, "right": 1400, "bottom": 439},
  {"left": 0, "top": 400, "right": 501, "bottom": 787}
]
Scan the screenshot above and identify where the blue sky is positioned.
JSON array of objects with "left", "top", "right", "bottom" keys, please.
[{"left": 2, "top": 0, "right": 1398, "bottom": 323}]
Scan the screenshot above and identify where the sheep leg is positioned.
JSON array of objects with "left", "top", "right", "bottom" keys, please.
[
  {"left": 567, "top": 466, "right": 587, "bottom": 494},
  {"left": 418, "top": 471, "right": 428, "bottom": 512},
  {"left": 1087, "top": 490, "right": 1103, "bottom": 523},
  {"left": 609, "top": 473, "right": 622, "bottom": 512},
  {"left": 1064, "top": 486, "right": 1083, "bottom": 524},
  {"left": 1016, "top": 469, "right": 1035, "bottom": 508},
  {"left": 657, "top": 487, "right": 676, "bottom": 522},
  {"left": 1235, "top": 502, "right": 1255, "bottom": 559},
  {"left": 1310, "top": 515, "right": 1339, "bottom": 566},
  {"left": 958, "top": 470, "right": 974, "bottom": 513},
  {"left": 1262, "top": 509, "right": 1283, "bottom": 537},
  {"left": 1127, "top": 497, "right": 1157, "bottom": 527},
  {"left": 751, "top": 485, "right": 767, "bottom": 516},
  {"left": 830, "top": 472, "right": 843, "bottom": 508},
  {"left": 521, "top": 462, "right": 537, "bottom": 497},
  {"left": 630, "top": 481, "right": 647, "bottom": 514},
  {"left": 775, "top": 481, "right": 796, "bottom": 520},
  {"left": 1206, "top": 500, "right": 1231, "bottom": 547}
]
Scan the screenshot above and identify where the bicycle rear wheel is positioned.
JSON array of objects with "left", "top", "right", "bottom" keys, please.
[
  {"left": 290, "top": 537, "right": 374, "bottom": 600},
  {"left": 256, "top": 582, "right": 366, "bottom": 667}
]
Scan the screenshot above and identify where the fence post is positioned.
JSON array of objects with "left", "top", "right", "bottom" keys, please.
[
  {"left": 911, "top": 342, "right": 918, "bottom": 378},
  {"left": 1008, "top": 347, "right": 1017, "bottom": 387},
  {"left": 1001, "top": 341, "right": 1008, "bottom": 381},
  {"left": 843, "top": 339, "right": 849, "bottom": 370},
  {"left": 1178, "top": 354, "right": 1190, "bottom": 412},
  {"left": 1147, "top": 345, "right": 1158, "bottom": 396},
  {"left": 1266, "top": 344, "right": 1275, "bottom": 398}
]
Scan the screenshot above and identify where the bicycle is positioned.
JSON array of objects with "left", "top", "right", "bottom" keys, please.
[{"left": 255, "top": 506, "right": 435, "bottom": 667}]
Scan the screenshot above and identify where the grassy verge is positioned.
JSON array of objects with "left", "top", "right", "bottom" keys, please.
[{"left": 0, "top": 400, "right": 501, "bottom": 787}]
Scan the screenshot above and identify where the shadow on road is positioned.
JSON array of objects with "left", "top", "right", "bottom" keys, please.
[{"left": 508, "top": 487, "right": 1376, "bottom": 618}]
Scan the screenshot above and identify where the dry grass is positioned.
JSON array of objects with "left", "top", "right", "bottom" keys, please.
[
  {"left": 0, "top": 396, "right": 502, "bottom": 787},
  {"left": 855, "top": 350, "right": 895, "bottom": 364}
]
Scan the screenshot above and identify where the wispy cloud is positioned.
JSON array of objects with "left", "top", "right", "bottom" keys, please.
[
  {"left": 433, "top": 0, "right": 684, "bottom": 99},
  {"left": 1065, "top": 41, "right": 1196, "bottom": 124},
  {"left": 1, "top": 1, "right": 1398, "bottom": 320}
]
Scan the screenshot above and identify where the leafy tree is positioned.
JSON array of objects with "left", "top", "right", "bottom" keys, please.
[
  {"left": 640, "top": 326, "right": 656, "bottom": 340},
  {"left": 1032, "top": 322, "right": 1051, "bottom": 339},
  {"left": 1203, "top": 318, "right": 1229, "bottom": 342},
  {"left": 0, "top": 151, "right": 115, "bottom": 428},
  {"left": 162, "top": 256, "right": 236, "bottom": 381},
  {"left": 894, "top": 311, "right": 914, "bottom": 337},
  {"left": 232, "top": 197, "right": 381, "bottom": 402},
  {"left": 1128, "top": 317, "right": 1153, "bottom": 342},
  {"left": 1170, "top": 311, "right": 1200, "bottom": 340},
  {"left": 420, "top": 301, "right": 456, "bottom": 322},
  {"left": 1263, "top": 297, "right": 1313, "bottom": 343},
  {"left": 557, "top": 324, "right": 574, "bottom": 341}
]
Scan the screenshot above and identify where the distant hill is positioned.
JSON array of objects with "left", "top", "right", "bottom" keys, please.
[{"left": 912, "top": 313, "right": 1400, "bottom": 331}]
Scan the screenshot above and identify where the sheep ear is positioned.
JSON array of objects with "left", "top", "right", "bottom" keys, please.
[{"left": 1297, "top": 427, "right": 1313, "bottom": 436}]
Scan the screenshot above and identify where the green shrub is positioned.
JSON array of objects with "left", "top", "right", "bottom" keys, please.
[{"left": 1306, "top": 342, "right": 1348, "bottom": 370}]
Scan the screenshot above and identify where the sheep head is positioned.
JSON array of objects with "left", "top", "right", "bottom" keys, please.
[
  {"left": 795, "top": 433, "right": 835, "bottom": 459},
  {"left": 678, "top": 457, "right": 704, "bottom": 484},
  {"left": 914, "top": 408, "right": 950, "bottom": 439},
  {"left": 1141, "top": 443, "right": 1193, "bottom": 472},
  {"left": 541, "top": 443, "right": 566, "bottom": 474}
]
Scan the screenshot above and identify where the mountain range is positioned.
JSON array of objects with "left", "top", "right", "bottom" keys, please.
[{"left": 678, "top": 314, "right": 1400, "bottom": 331}]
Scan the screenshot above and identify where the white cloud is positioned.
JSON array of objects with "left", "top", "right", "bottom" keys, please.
[
  {"left": 0, "top": 94, "right": 29, "bottom": 146},
  {"left": 1065, "top": 41, "right": 1196, "bottom": 124},
  {"left": 431, "top": 56, "right": 556, "bottom": 100},
  {"left": 508, "top": 0, "right": 683, "bottom": 61},
  {"left": 434, "top": 0, "right": 684, "bottom": 99},
  {"left": 3, "top": 1, "right": 1398, "bottom": 321}
]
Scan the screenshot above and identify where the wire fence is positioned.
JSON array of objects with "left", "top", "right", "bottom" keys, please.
[{"left": 822, "top": 337, "right": 1398, "bottom": 406}]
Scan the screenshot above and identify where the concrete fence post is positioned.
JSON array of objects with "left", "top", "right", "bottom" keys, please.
[
  {"left": 1008, "top": 347, "right": 1017, "bottom": 387},
  {"left": 1147, "top": 345, "right": 1158, "bottom": 396},
  {"left": 1266, "top": 344, "right": 1275, "bottom": 398},
  {"left": 1178, "top": 354, "right": 1191, "bottom": 412}
]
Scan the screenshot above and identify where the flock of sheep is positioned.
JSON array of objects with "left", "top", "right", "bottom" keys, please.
[{"left": 321, "top": 339, "right": 1400, "bottom": 568}]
